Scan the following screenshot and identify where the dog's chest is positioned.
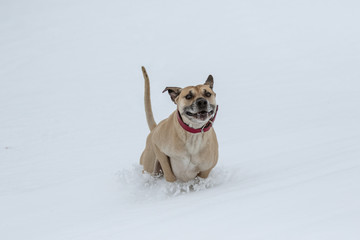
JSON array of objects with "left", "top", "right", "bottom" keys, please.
[
  {"left": 185, "top": 134, "right": 204, "bottom": 155},
  {"left": 169, "top": 134, "right": 212, "bottom": 181},
  {"left": 170, "top": 155, "right": 206, "bottom": 182}
]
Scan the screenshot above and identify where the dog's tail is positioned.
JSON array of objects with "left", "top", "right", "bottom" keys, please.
[{"left": 142, "top": 66, "right": 157, "bottom": 131}]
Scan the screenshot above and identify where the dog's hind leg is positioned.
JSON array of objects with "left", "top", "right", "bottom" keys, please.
[{"left": 140, "top": 145, "right": 156, "bottom": 174}]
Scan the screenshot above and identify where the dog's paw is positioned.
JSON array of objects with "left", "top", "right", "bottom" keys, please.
[{"left": 165, "top": 174, "right": 176, "bottom": 182}]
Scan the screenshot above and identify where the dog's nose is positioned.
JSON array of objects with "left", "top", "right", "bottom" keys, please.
[{"left": 196, "top": 98, "right": 208, "bottom": 108}]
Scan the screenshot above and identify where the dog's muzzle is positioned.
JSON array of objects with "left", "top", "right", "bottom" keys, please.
[{"left": 185, "top": 98, "right": 215, "bottom": 121}]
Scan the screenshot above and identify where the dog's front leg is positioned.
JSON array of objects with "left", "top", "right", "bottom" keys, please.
[
  {"left": 153, "top": 144, "right": 176, "bottom": 182},
  {"left": 198, "top": 168, "right": 212, "bottom": 179}
]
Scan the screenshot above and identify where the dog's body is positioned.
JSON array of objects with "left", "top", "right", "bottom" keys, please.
[{"left": 140, "top": 67, "right": 218, "bottom": 182}]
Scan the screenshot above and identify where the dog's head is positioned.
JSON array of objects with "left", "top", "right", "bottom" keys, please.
[{"left": 163, "top": 75, "right": 216, "bottom": 128}]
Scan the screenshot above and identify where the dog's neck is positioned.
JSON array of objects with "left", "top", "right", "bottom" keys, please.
[{"left": 177, "top": 105, "right": 218, "bottom": 133}]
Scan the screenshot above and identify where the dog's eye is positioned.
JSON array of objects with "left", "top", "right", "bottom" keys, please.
[
  {"left": 185, "top": 94, "right": 193, "bottom": 100},
  {"left": 205, "top": 92, "right": 212, "bottom": 97}
]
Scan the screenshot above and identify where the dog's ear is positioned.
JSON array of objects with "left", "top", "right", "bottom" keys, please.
[
  {"left": 204, "top": 75, "right": 214, "bottom": 89},
  {"left": 162, "top": 87, "right": 182, "bottom": 103}
]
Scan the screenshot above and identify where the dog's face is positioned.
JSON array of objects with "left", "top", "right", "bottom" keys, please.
[{"left": 163, "top": 75, "right": 216, "bottom": 128}]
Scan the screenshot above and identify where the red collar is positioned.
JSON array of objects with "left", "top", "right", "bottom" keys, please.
[{"left": 177, "top": 105, "right": 218, "bottom": 133}]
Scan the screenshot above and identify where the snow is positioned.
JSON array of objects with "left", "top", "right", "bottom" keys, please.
[{"left": 1, "top": 0, "right": 360, "bottom": 239}]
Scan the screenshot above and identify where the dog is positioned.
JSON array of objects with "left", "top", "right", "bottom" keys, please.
[{"left": 140, "top": 66, "right": 218, "bottom": 182}]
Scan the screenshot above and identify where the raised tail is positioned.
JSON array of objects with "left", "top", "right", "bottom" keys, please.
[{"left": 141, "top": 66, "right": 157, "bottom": 131}]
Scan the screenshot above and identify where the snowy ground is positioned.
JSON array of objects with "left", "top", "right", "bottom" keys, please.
[{"left": 1, "top": 0, "right": 360, "bottom": 239}]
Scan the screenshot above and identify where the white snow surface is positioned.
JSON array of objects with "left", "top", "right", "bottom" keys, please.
[{"left": 1, "top": 0, "right": 360, "bottom": 239}]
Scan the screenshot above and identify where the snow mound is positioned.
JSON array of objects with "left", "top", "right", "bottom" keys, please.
[{"left": 117, "top": 164, "right": 231, "bottom": 200}]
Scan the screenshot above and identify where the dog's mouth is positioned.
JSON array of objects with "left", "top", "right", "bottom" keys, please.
[{"left": 185, "top": 110, "right": 214, "bottom": 121}]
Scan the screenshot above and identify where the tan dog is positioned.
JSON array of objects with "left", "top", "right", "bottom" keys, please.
[{"left": 140, "top": 66, "right": 218, "bottom": 182}]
